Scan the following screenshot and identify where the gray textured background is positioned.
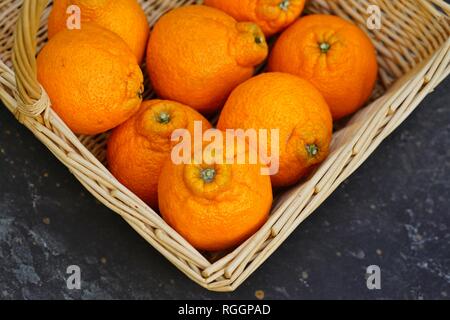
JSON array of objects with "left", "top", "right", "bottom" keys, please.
[{"left": 0, "top": 80, "right": 449, "bottom": 299}]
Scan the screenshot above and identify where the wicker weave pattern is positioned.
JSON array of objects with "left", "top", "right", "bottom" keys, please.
[{"left": 0, "top": 0, "right": 449, "bottom": 292}]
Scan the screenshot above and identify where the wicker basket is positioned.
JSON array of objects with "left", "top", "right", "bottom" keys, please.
[{"left": 0, "top": 0, "right": 449, "bottom": 292}]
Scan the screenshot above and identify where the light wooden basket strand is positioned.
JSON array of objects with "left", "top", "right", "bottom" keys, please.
[{"left": 0, "top": 0, "right": 449, "bottom": 292}]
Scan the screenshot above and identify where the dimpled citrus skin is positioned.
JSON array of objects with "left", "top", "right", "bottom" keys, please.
[
  {"left": 205, "top": 0, "right": 306, "bottom": 36},
  {"left": 107, "top": 100, "right": 212, "bottom": 209},
  {"left": 158, "top": 139, "right": 273, "bottom": 251},
  {"left": 48, "top": 0, "right": 149, "bottom": 62},
  {"left": 37, "top": 24, "right": 143, "bottom": 135},
  {"left": 217, "top": 72, "right": 333, "bottom": 188},
  {"left": 268, "top": 15, "right": 379, "bottom": 120},
  {"left": 146, "top": 5, "right": 268, "bottom": 115}
]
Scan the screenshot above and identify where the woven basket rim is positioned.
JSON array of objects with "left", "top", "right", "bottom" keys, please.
[{"left": 0, "top": 0, "right": 449, "bottom": 292}]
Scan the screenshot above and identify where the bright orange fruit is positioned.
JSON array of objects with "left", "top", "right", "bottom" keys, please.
[
  {"left": 158, "top": 138, "right": 273, "bottom": 251},
  {"left": 269, "top": 14, "right": 378, "bottom": 120},
  {"left": 37, "top": 23, "right": 143, "bottom": 135},
  {"left": 146, "top": 5, "right": 268, "bottom": 115},
  {"left": 48, "top": 0, "right": 149, "bottom": 62},
  {"left": 204, "top": 0, "right": 306, "bottom": 36},
  {"left": 107, "top": 100, "right": 212, "bottom": 209},
  {"left": 218, "top": 72, "right": 333, "bottom": 188}
]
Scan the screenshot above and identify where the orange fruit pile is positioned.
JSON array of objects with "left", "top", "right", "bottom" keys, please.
[{"left": 37, "top": 2, "right": 378, "bottom": 251}]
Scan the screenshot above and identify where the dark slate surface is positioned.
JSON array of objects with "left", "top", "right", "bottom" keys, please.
[{"left": 0, "top": 78, "right": 449, "bottom": 300}]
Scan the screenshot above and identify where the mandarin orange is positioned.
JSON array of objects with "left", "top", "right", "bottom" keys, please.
[
  {"left": 146, "top": 5, "right": 268, "bottom": 115},
  {"left": 269, "top": 15, "right": 378, "bottom": 120}
]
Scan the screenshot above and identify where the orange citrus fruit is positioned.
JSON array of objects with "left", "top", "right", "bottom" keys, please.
[
  {"left": 48, "top": 0, "right": 149, "bottom": 62},
  {"left": 218, "top": 72, "right": 333, "bottom": 188},
  {"left": 37, "top": 23, "right": 144, "bottom": 135},
  {"left": 107, "top": 100, "right": 212, "bottom": 208},
  {"left": 204, "top": 0, "right": 306, "bottom": 36},
  {"left": 146, "top": 5, "right": 268, "bottom": 115},
  {"left": 158, "top": 136, "right": 273, "bottom": 251},
  {"left": 268, "top": 14, "right": 378, "bottom": 120}
]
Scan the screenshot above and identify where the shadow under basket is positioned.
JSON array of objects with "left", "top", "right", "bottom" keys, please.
[{"left": 0, "top": 0, "right": 449, "bottom": 292}]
